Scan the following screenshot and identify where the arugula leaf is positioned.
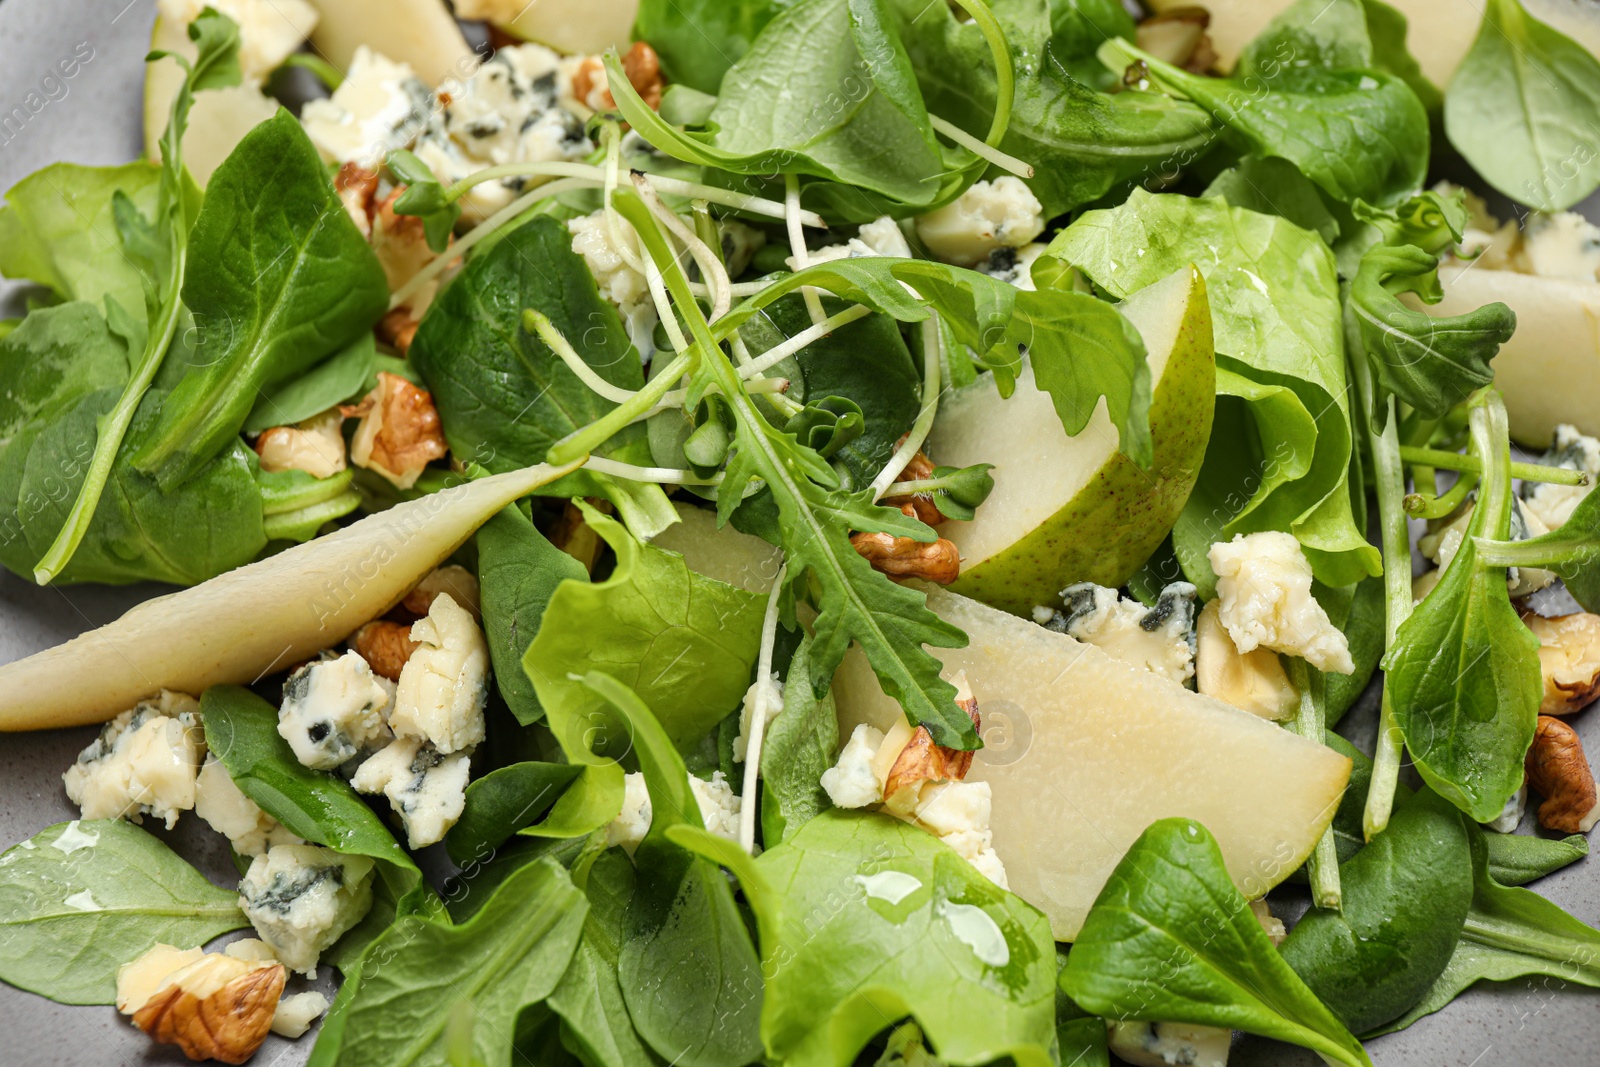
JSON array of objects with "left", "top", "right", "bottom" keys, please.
[
  {"left": 633, "top": 0, "right": 784, "bottom": 93},
  {"left": 1444, "top": 0, "right": 1600, "bottom": 210},
  {"left": 1350, "top": 188, "right": 1469, "bottom": 256},
  {"left": 1483, "top": 832, "right": 1589, "bottom": 887},
  {"left": 1059, "top": 818, "right": 1372, "bottom": 1067},
  {"left": 444, "top": 761, "right": 582, "bottom": 867},
  {"left": 31, "top": 9, "right": 242, "bottom": 582},
  {"left": 0, "top": 819, "right": 248, "bottom": 1005},
  {"left": 1280, "top": 790, "right": 1474, "bottom": 1035},
  {"left": 674, "top": 809, "right": 1058, "bottom": 1067},
  {"left": 525, "top": 501, "right": 766, "bottom": 750},
  {"left": 1474, "top": 487, "right": 1600, "bottom": 613},
  {"left": 314, "top": 857, "right": 588, "bottom": 1067},
  {"left": 131, "top": 110, "right": 389, "bottom": 489},
  {"left": 1385, "top": 392, "right": 1543, "bottom": 822},
  {"left": 1347, "top": 243, "right": 1515, "bottom": 421},
  {"left": 242, "top": 333, "right": 375, "bottom": 435},
  {"left": 1371, "top": 819, "right": 1600, "bottom": 1034},
  {"left": 1050, "top": 190, "right": 1378, "bottom": 588},
  {"left": 1204, "top": 156, "right": 1340, "bottom": 245},
  {"left": 476, "top": 502, "right": 589, "bottom": 724},
  {"left": 759, "top": 633, "right": 839, "bottom": 846},
  {"left": 199, "top": 686, "right": 441, "bottom": 966}
]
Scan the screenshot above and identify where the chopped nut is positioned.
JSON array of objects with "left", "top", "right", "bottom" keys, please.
[
  {"left": 376, "top": 307, "right": 421, "bottom": 356},
  {"left": 882, "top": 448, "right": 944, "bottom": 525},
  {"left": 353, "top": 620, "right": 420, "bottom": 682},
  {"left": 571, "top": 42, "right": 664, "bottom": 113},
  {"left": 334, "top": 162, "right": 379, "bottom": 238},
  {"left": 851, "top": 504, "right": 961, "bottom": 584},
  {"left": 120, "top": 947, "right": 286, "bottom": 1065},
  {"left": 373, "top": 186, "right": 444, "bottom": 300},
  {"left": 344, "top": 372, "right": 448, "bottom": 489},
  {"left": 882, "top": 672, "right": 981, "bottom": 815},
  {"left": 402, "top": 564, "right": 482, "bottom": 619},
  {"left": 1136, "top": 7, "right": 1216, "bottom": 73},
  {"left": 1522, "top": 612, "right": 1600, "bottom": 716},
  {"left": 254, "top": 408, "right": 347, "bottom": 480},
  {"left": 1525, "top": 715, "right": 1600, "bottom": 833}
]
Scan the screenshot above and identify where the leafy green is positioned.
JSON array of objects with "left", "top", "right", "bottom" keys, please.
[
  {"left": 526, "top": 501, "right": 765, "bottom": 752},
  {"left": 1059, "top": 818, "right": 1371, "bottom": 1067},
  {"left": 633, "top": 0, "right": 783, "bottom": 93},
  {"left": 1385, "top": 392, "right": 1542, "bottom": 822},
  {"left": 1280, "top": 790, "right": 1474, "bottom": 1035},
  {"left": 759, "top": 634, "right": 839, "bottom": 845},
  {"left": 1237, "top": 0, "right": 1372, "bottom": 76},
  {"left": 476, "top": 503, "right": 589, "bottom": 724},
  {"left": 1314, "top": 575, "right": 1385, "bottom": 725},
  {"left": 676, "top": 809, "right": 1057, "bottom": 1067},
  {"left": 0, "top": 819, "right": 248, "bottom": 1005},
  {"left": 1444, "top": 0, "right": 1600, "bottom": 211},
  {"left": 1347, "top": 243, "right": 1515, "bottom": 421},
  {"left": 1483, "top": 832, "right": 1589, "bottom": 887},
  {"left": 519, "top": 763, "right": 627, "bottom": 843},
  {"left": 131, "top": 110, "right": 388, "bottom": 489},
  {"left": 1361, "top": 0, "right": 1442, "bottom": 111},
  {"left": 1372, "top": 820, "right": 1600, "bottom": 1035},
  {"left": 444, "top": 761, "right": 582, "bottom": 867},
  {"left": 242, "top": 333, "right": 375, "bottom": 434},
  {"left": 312, "top": 858, "right": 587, "bottom": 1067},
  {"left": 1474, "top": 487, "right": 1600, "bottom": 613},
  {"left": 1204, "top": 156, "right": 1339, "bottom": 245},
  {"left": 199, "top": 686, "right": 440, "bottom": 965},
  {"left": 1050, "top": 190, "right": 1378, "bottom": 587}
]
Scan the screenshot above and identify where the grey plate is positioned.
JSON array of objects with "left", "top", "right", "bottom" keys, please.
[{"left": 1, "top": 2, "right": 1597, "bottom": 1064}]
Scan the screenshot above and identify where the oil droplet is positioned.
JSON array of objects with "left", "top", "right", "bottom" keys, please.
[
  {"left": 52, "top": 821, "right": 99, "bottom": 855},
  {"left": 855, "top": 871, "right": 922, "bottom": 905},
  {"left": 938, "top": 901, "right": 1010, "bottom": 967}
]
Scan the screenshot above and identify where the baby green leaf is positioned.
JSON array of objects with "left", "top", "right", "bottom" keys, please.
[
  {"left": 1204, "top": 156, "right": 1341, "bottom": 245},
  {"left": 1444, "top": 0, "right": 1600, "bottom": 210},
  {"left": 1474, "top": 488, "right": 1600, "bottom": 613},
  {"left": 518, "top": 763, "right": 627, "bottom": 843},
  {"left": 444, "top": 761, "right": 582, "bottom": 867},
  {"left": 1237, "top": 0, "right": 1373, "bottom": 75},
  {"left": 242, "top": 333, "right": 375, "bottom": 434},
  {"left": 634, "top": 0, "right": 784, "bottom": 92},
  {"left": 1062, "top": 818, "right": 1372, "bottom": 1067},
  {"left": 386, "top": 149, "right": 460, "bottom": 253},
  {"left": 0, "top": 819, "right": 248, "bottom": 1005},
  {"left": 1483, "top": 832, "right": 1589, "bottom": 887},
  {"left": 1385, "top": 392, "right": 1542, "bottom": 822},
  {"left": 759, "top": 634, "right": 839, "bottom": 846}
]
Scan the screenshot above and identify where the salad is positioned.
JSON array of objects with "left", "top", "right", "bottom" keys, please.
[{"left": 1, "top": 0, "right": 1599, "bottom": 1064}]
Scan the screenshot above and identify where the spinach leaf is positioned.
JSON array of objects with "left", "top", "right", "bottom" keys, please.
[
  {"left": 892, "top": 0, "right": 1217, "bottom": 218},
  {"left": 131, "top": 110, "right": 388, "bottom": 489},
  {"left": 1056, "top": 1016, "right": 1110, "bottom": 1067},
  {"left": 314, "top": 857, "right": 587, "bottom": 1067},
  {"left": 242, "top": 333, "right": 375, "bottom": 434},
  {"left": 1314, "top": 575, "right": 1385, "bottom": 725},
  {"left": 633, "top": 0, "right": 784, "bottom": 93},
  {"left": 1474, "top": 487, "right": 1600, "bottom": 613},
  {"left": 576, "top": 673, "right": 765, "bottom": 1067},
  {"left": 1104, "top": 37, "right": 1428, "bottom": 208},
  {"left": 675, "top": 809, "right": 1058, "bottom": 1067},
  {"left": 0, "top": 301, "right": 127, "bottom": 444},
  {"left": 1050, "top": 190, "right": 1378, "bottom": 588},
  {"left": 1347, "top": 243, "right": 1515, "bottom": 421},
  {"left": 1372, "top": 820, "right": 1600, "bottom": 1035},
  {"left": 1484, "top": 832, "right": 1589, "bottom": 887},
  {"left": 0, "top": 819, "right": 248, "bottom": 1005},
  {"left": 1444, "top": 0, "right": 1600, "bottom": 211},
  {"left": 1204, "top": 156, "right": 1340, "bottom": 245},
  {"left": 444, "top": 761, "right": 582, "bottom": 867},
  {"left": 517, "top": 763, "right": 627, "bottom": 845},
  {"left": 200, "top": 686, "right": 441, "bottom": 965},
  {"left": 1280, "top": 790, "right": 1474, "bottom": 1035},
  {"left": 759, "top": 633, "right": 838, "bottom": 845},
  {"left": 476, "top": 503, "right": 588, "bottom": 724},
  {"left": 526, "top": 502, "right": 766, "bottom": 752},
  {"left": 1058, "top": 818, "right": 1371, "bottom": 1067},
  {"left": 1385, "top": 392, "right": 1542, "bottom": 822},
  {"left": 1361, "top": 0, "right": 1441, "bottom": 111},
  {"left": 1237, "top": 0, "right": 1372, "bottom": 75}
]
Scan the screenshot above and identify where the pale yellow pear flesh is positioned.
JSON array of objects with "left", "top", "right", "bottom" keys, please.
[
  {"left": 143, "top": 18, "right": 279, "bottom": 186},
  {"left": 487, "top": 0, "right": 640, "bottom": 55},
  {"left": 648, "top": 502, "right": 784, "bottom": 595},
  {"left": 304, "top": 0, "right": 477, "bottom": 90},
  {"left": 1419, "top": 263, "right": 1600, "bottom": 443},
  {"left": 833, "top": 585, "right": 1352, "bottom": 941},
  {"left": 928, "top": 265, "right": 1214, "bottom": 616}
]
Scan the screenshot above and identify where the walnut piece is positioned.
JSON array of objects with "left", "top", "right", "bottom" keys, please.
[
  {"left": 253, "top": 408, "right": 347, "bottom": 480},
  {"left": 343, "top": 372, "right": 448, "bottom": 489},
  {"left": 851, "top": 504, "right": 960, "bottom": 584},
  {"left": 120, "top": 948, "right": 286, "bottom": 1064},
  {"left": 402, "top": 565, "right": 482, "bottom": 619},
  {"left": 333, "top": 162, "right": 378, "bottom": 239},
  {"left": 376, "top": 306, "right": 421, "bottom": 357},
  {"left": 353, "top": 621, "right": 420, "bottom": 682},
  {"left": 881, "top": 672, "right": 981, "bottom": 815},
  {"left": 572, "top": 42, "right": 664, "bottom": 112},
  {"left": 1523, "top": 612, "right": 1600, "bottom": 716},
  {"left": 881, "top": 448, "right": 944, "bottom": 525},
  {"left": 1525, "top": 715, "right": 1600, "bottom": 833}
]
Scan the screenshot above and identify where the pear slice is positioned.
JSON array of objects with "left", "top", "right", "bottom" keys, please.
[
  {"left": 460, "top": 0, "right": 639, "bottom": 55},
  {"left": 927, "top": 265, "right": 1215, "bottom": 616},
  {"left": 833, "top": 584, "right": 1352, "bottom": 940},
  {"left": 303, "top": 0, "right": 477, "bottom": 90},
  {"left": 648, "top": 502, "right": 784, "bottom": 595},
  {"left": 143, "top": 17, "right": 279, "bottom": 186}
]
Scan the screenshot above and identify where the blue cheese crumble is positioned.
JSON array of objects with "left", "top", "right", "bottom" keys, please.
[
  {"left": 62, "top": 690, "right": 204, "bottom": 829},
  {"left": 277, "top": 651, "right": 393, "bottom": 771},
  {"left": 351, "top": 736, "right": 471, "bottom": 849},
  {"left": 390, "top": 593, "right": 489, "bottom": 754},
  {"left": 1209, "top": 532, "right": 1354, "bottom": 675},
  {"left": 1042, "top": 581, "right": 1198, "bottom": 686},
  {"left": 1523, "top": 424, "right": 1599, "bottom": 530},
  {"left": 237, "top": 844, "right": 375, "bottom": 976}
]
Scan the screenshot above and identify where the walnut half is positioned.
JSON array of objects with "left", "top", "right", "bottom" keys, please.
[
  {"left": 119, "top": 947, "right": 286, "bottom": 1064},
  {"left": 1523, "top": 611, "right": 1600, "bottom": 716},
  {"left": 881, "top": 672, "right": 981, "bottom": 815},
  {"left": 1526, "top": 715, "right": 1600, "bottom": 833},
  {"left": 344, "top": 372, "right": 449, "bottom": 489},
  {"left": 851, "top": 504, "right": 961, "bottom": 585}
]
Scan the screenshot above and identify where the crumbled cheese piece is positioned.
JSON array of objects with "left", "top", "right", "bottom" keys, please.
[
  {"left": 733, "top": 673, "right": 785, "bottom": 763},
  {"left": 351, "top": 736, "right": 471, "bottom": 848},
  {"left": 569, "top": 210, "right": 657, "bottom": 350},
  {"left": 1515, "top": 211, "right": 1600, "bottom": 282},
  {"left": 1524, "top": 424, "right": 1600, "bottom": 530},
  {"left": 913, "top": 780, "right": 1009, "bottom": 889},
  {"left": 238, "top": 844, "right": 375, "bottom": 976},
  {"left": 300, "top": 46, "right": 432, "bottom": 167},
  {"left": 272, "top": 991, "right": 330, "bottom": 1039},
  {"left": 253, "top": 408, "right": 347, "bottom": 479},
  {"left": 63, "top": 690, "right": 204, "bottom": 829},
  {"left": 223, "top": 939, "right": 279, "bottom": 963},
  {"left": 157, "top": 0, "right": 317, "bottom": 85},
  {"left": 601, "top": 770, "right": 741, "bottom": 851},
  {"left": 1194, "top": 599, "right": 1298, "bottom": 720},
  {"left": 116, "top": 944, "right": 207, "bottom": 1015},
  {"left": 605, "top": 772, "right": 653, "bottom": 853},
  {"left": 194, "top": 757, "right": 301, "bottom": 857},
  {"left": 689, "top": 771, "right": 742, "bottom": 841},
  {"left": 390, "top": 593, "right": 489, "bottom": 754},
  {"left": 1046, "top": 581, "right": 1198, "bottom": 686},
  {"left": 1209, "top": 532, "right": 1354, "bottom": 674},
  {"left": 278, "top": 651, "right": 394, "bottom": 771},
  {"left": 1485, "top": 784, "right": 1527, "bottom": 833},
  {"left": 976, "top": 242, "right": 1047, "bottom": 290},
  {"left": 412, "top": 44, "right": 590, "bottom": 221},
  {"left": 914, "top": 178, "right": 1045, "bottom": 267},
  {"left": 787, "top": 215, "right": 912, "bottom": 270},
  {"left": 820, "top": 723, "right": 887, "bottom": 809},
  {"left": 1107, "top": 1021, "right": 1231, "bottom": 1067},
  {"left": 1421, "top": 496, "right": 1556, "bottom": 598}
]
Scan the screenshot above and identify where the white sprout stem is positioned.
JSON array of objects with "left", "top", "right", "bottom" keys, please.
[
  {"left": 583, "top": 456, "right": 725, "bottom": 486},
  {"left": 632, "top": 173, "right": 732, "bottom": 322},
  {"left": 651, "top": 175, "right": 826, "bottom": 228},
  {"left": 736, "top": 304, "right": 871, "bottom": 380},
  {"left": 443, "top": 160, "right": 607, "bottom": 199},
  {"left": 525, "top": 311, "right": 636, "bottom": 403},
  {"left": 739, "top": 563, "right": 789, "bottom": 854},
  {"left": 602, "top": 128, "right": 649, "bottom": 277},
  {"left": 784, "top": 174, "right": 828, "bottom": 328},
  {"left": 729, "top": 332, "right": 756, "bottom": 368},
  {"left": 870, "top": 318, "right": 944, "bottom": 499},
  {"left": 928, "top": 114, "right": 1034, "bottom": 178},
  {"left": 642, "top": 253, "right": 691, "bottom": 355},
  {"left": 388, "top": 176, "right": 598, "bottom": 310}
]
